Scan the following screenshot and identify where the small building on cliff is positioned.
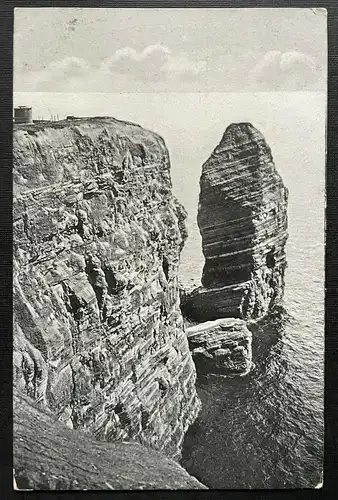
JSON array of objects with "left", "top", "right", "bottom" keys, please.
[{"left": 14, "top": 106, "right": 33, "bottom": 124}]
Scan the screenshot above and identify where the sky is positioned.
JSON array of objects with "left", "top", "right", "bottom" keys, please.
[{"left": 14, "top": 8, "right": 327, "bottom": 92}]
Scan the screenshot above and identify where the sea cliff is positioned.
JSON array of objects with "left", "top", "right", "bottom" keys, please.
[
  {"left": 13, "top": 117, "right": 200, "bottom": 465},
  {"left": 181, "top": 123, "right": 288, "bottom": 322}
]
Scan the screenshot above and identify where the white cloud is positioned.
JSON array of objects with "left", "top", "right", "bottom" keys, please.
[
  {"left": 14, "top": 45, "right": 207, "bottom": 92},
  {"left": 101, "top": 45, "right": 171, "bottom": 81},
  {"left": 100, "top": 45, "right": 207, "bottom": 84},
  {"left": 249, "top": 50, "right": 320, "bottom": 90},
  {"left": 48, "top": 56, "right": 90, "bottom": 78},
  {"left": 14, "top": 47, "right": 325, "bottom": 93},
  {"left": 14, "top": 56, "right": 91, "bottom": 92}
]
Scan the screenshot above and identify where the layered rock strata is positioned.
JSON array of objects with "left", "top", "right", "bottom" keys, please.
[
  {"left": 186, "top": 318, "right": 252, "bottom": 377},
  {"left": 182, "top": 123, "right": 288, "bottom": 322},
  {"left": 13, "top": 117, "right": 200, "bottom": 460},
  {"left": 14, "top": 392, "right": 207, "bottom": 490}
]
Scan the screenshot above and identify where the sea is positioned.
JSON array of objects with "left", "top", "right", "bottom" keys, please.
[{"left": 14, "top": 91, "right": 325, "bottom": 489}]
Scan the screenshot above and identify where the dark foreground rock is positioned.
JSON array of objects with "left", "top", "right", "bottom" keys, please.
[
  {"left": 181, "top": 123, "right": 288, "bottom": 322},
  {"left": 186, "top": 318, "right": 252, "bottom": 377},
  {"left": 13, "top": 392, "right": 207, "bottom": 490},
  {"left": 13, "top": 117, "right": 200, "bottom": 460}
]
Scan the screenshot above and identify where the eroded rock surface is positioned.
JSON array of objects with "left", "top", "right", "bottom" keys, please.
[
  {"left": 181, "top": 123, "right": 288, "bottom": 322},
  {"left": 13, "top": 117, "right": 200, "bottom": 460},
  {"left": 13, "top": 392, "right": 207, "bottom": 490},
  {"left": 186, "top": 318, "right": 252, "bottom": 376}
]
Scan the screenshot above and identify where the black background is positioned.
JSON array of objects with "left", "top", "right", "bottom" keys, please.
[{"left": 0, "top": 1, "right": 337, "bottom": 499}]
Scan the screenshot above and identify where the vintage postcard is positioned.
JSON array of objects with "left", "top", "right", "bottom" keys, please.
[{"left": 13, "top": 7, "right": 326, "bottom": 490}]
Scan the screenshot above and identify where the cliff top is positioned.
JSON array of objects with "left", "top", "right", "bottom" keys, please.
[
  {"left": 14, "top": 116, "right": 143, "bottom": 131},
  {"left": 13, "top": 115, "right": 171, "bottom": 197},
  {"left": 13, "top": 116, "right": 166, "bottom": 152}
]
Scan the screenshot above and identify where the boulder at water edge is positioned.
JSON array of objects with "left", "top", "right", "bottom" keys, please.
[{"left": 186, "top": 318, "right": 252, "bottom": 377}]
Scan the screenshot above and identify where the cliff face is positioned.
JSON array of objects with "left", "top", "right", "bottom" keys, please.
[
  {"left": 182, "top": 123, "right": 288, "bottom": 322},
  {"left": 13, "top": 117, "right": 200, "bottom": 460},
  {"left": 14, "top": 392, "right": 206, "bottom": 490}
]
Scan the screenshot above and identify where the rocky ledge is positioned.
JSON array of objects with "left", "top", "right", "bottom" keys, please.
[
  {"left": 181, "top": 123, "right": 288, "bottom": 322},
  {"left": 13, "top": 117, "right": 200, "bottom": 462},
  {"left": 186, "top": 318, "right": 252, "bottom": 377},
  {"left": 14, "top": 392, "right": 207, "bottom": 490}
]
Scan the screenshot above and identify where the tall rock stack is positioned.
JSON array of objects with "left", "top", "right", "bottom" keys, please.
[
  {"left": 182, "top": 123, "right": 288, "bottom": 322},
  {"left": 13, "top": 117, "right": 200, "bottom": 461}
]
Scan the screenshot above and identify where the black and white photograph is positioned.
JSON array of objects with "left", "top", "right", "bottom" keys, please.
[{"left": 13, "top": 7, "right": 326, "bottom": 490}]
